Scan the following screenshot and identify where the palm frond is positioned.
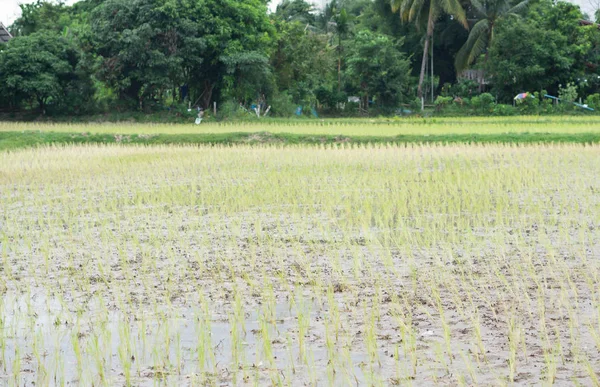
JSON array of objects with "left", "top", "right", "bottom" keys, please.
[
  {"left": 440, "top": 0, "right": 468, "bottom": 28},
  {"left": 469, "top": 0, "right": 487, "bottom": 17},
  {"left": 454, "top": 19, "right": 490, "bottom": 72},
  {"left": 467, "top": 29, "right": 489, "bottom": 64},
  {"left": 507, "top": 0, "right": 529, "bottom": 16},
  {"left": 391, "top": 0, "right": 403, "bottom": 12}
]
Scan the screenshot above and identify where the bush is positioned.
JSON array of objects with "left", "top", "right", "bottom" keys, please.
[
  {"left": 515, "top": 92, "right": 540, "bottom": 114},
  {"left": 585, "top": 93, "right": 600, "bottom": 110},
  {"left": 269, "top": 91, "right": 296, "bottom": 117},
  {"left": 218, "top": 100, "right": 251, "bottom": 120},
  {"left": 471, "top": 93, "right": 495, "bottom": 114},
  {"left": 434, "top": 96, "right": 453, "bottom": 112},
  {"left": 449, "top": 79, "right": 481, "bottom": 98},
  {"left": 558, "top": 82, "right": 578, "bottom": 103},
  {"left": 492, "top": 104, "right": 517, "bottom": 116}
]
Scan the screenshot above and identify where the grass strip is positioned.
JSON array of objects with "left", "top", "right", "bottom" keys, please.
[{"left": 2, "top": 130, "right": 600, "bottom": 150}]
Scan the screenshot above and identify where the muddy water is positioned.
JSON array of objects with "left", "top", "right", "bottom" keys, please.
[{"left": 0, "top": 291, "right": 376, "bottom": 386}]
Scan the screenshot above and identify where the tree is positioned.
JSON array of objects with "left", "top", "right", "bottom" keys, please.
[
  {"left": 10, "top": 0, "right": 71, "bottom": 36},
  {"left": 0, "top": 31, "right": 93, "bottom": 114},
  {"left": 486, "top": 17, "right": 573, "bottom": 100},
  {"left": 270, "top": 19, "right": 336, "bottom": 106},
  {"left": 199, "top": 0, "right": 276, "bottom": 106},
  {"left": 391, "top": 0, "right": 467, "bottom": 101},
  {"left": 454, "top": 0, "right": 529, "bottom": 73},
  {"left": 91, "top": 0, "right": 209, "bottom": 108},
  {"left": 332, "top": 7, "right": 349, "bottom": 92},
  {"left": 274, "top": 0, "right": 316, "bottom": 25},
  {"left": 346, "top": 30, "right": 412, "bottom": 111},
  {"left": 91, "top": 0, "right": 274, "bottom": 110},
  {"left": 486, "top": 0, "right": 594, "bottom": 100}
]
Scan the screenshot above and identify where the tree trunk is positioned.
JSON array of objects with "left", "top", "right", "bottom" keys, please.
[
  {"left": 338, "top": 57, "right": 341, "bottom": 93},
  {"left": 337, "top": 34, "right": 342, "bottom": 93},
  {"left": 418, "top": 11, "right": 435, "bottom": 100},
  {"left": 38, "top": 97, "right": 46, "bottom": 116},
  {"left": 201, "top": 81, "right": 214, "bottom": 110}
]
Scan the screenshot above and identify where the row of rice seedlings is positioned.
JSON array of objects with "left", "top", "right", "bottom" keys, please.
[
  {"left": 0, "top": 142, "right": 599, "bottom": 384},
  {"left": 2, "top": 116, "right": 600, "bottom": 136}
]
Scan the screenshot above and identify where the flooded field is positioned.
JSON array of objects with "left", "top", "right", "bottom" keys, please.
[{"left": 1, "top": 143, "right": 599, "bottom": 386}]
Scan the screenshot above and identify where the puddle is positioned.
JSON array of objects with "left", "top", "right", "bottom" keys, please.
[{"left": 0, "top": 290, "right": 377, "bottom": 386}]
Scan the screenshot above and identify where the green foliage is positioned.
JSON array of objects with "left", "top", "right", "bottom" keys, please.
[
  {"left": 558, "top": 82, "right": 578, "bottom": 103},
  {"left": 471, "top": 92, "right": 495, "bottom": 113},
  {"left": 514, "top": 92, "right": 540, "bottom": 114},
  {"left": 11, "top": 0, "right": 72, "bottom": 36},
  {"left": 585, "top": 93, "right": 600, "bottom": 109},
  {"left": 315, "top": 86, "right": 347, "bottom": 110},
  {"left": 91, "top": 0, "right": 275, "bottom": 110},
  {"left": 391, "top": 0, "right": 468, "bottom": 98},
  {"left": 274, "top": 0, "right": 317, "bottom": 24},
  {"left": 4, "top": 0, "right": 600, "bottom": 118},
  {"left": 0, "top": 31, "right": 93, "bottom": 114},
  {"left": 346, "top": 30, "right": 412, "bottom": 109},
  {"left": 268, "top": 91, "right": 296, "bottom": 117},
  {"left": 434, "top": 96, "right": 453, "bottom": 112},
  {"left": 492, "top": 104, "right": 517, "bottom": 116},
  {"left": 270, "top": 20, "right": 336, "bottom": 108},
  {"left": 218, "top": 100, "right": 251, "bottom": 120},
  {"left": 487, "top": 17, "right": 572, "bottom": 101},
  {"left": 442, "top": 79, "right": 481, "bottom": 98},
  {"left": 454, "top": 0, "right": 529, "bottom": 72}
]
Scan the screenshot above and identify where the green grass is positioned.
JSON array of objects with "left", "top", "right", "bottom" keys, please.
[
  {"left": 3, "top": 117, "right": 600, "bottom": 150},
  {"left": 2, "top": 130, "right": 600, "bottom": 151}
]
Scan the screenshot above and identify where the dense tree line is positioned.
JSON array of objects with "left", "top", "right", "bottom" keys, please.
[{"left": 1, "top": 0, "right": 600, "bottom": 117}]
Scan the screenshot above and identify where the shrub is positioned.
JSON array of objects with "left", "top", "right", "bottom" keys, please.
[
  {"left": 218, "top": 100, "right": 251, "bottom": 120},
  {"left": 434, "top": 96, "right": 453, "bottom": 112},
  {"left": 471, "top": 93, "right": 495, "bottom": 114},
  {"left": 585, "top": 93, "right": 600, "bottom": 110},
  {"left": 269, "top": 91, "right": 296, "bottom": 117},
  {"left": 515, "top": 92, "right": 540, "bottom": 114},
  {"left": 558, "top": 82, "right": 578, "bottom": 103},
  {"left": 492, "top": 104, "right": 517, "bottom": 116}
]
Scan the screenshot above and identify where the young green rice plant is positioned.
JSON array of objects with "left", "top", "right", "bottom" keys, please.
[
  {"left": 363, "top": 306, "right": 380, "bottom": 369},
  {"left": 118, "top": 322, "right": 133, "bottom": 386},
  {"left": 196, "top": 292, "right": 214, "bottom": 376},
  {"left": 581, "top": 354, "right": 600, "bottom": 386},
  {"left": 2, "top": 140, "right": 600, "bottom": 384},
  {"left": 11, "top": 344, "right": 20, "bottom": 386},
  {"left": 0, "top": 296, "right": 5, "bottom": 371},
  {"left": 89, "top": 333, "right": 106, "bottom": 385},
  {"left": 391, "top": 297, "right": 418, "bottom": 378},
  {"left": 323, "top": 301, "right": 337, "bottom": 384},
  {"left": 507, "top": 313, "right": 522, "bottom": 383},
  {"left": 543, "top": 340, "right": 559, "bottom": 385},
  {"left": 295, "top": 292, "right": 310, "bottom": 364}
]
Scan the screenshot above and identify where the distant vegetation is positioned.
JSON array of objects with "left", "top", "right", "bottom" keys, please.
[
  {"left": 4, "top": 117, "right": 600, "bottom": 150},
  {"left": 2, "top": 0, "right": 600, "bottom": 118}
]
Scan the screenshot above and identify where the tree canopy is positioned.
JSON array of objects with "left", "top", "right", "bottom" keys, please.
[{"left": 1, "top": 0, "right": 600, "bottom": 116}]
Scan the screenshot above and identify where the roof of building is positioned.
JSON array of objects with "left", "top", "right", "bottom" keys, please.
[
  {"left": 580, "top": 19, "right": 600, "bottom": 28},
  {"left": 0, "top": 23, "right": 12, "bottom": 44}
]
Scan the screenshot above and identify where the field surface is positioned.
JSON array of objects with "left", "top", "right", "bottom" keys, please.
[
  {"left": 3, "top": 117, "right": 600, "bottom": 151},
  {"left": 1, "top": 142, "right": 600, "bottom": 386},
  {"left": 2, "top": 116, "right": 600, "bottom": 135}
]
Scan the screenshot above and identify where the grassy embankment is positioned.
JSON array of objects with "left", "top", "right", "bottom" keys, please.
[{"left": 2, "top": 117, "right": 600, "bottom": 150}]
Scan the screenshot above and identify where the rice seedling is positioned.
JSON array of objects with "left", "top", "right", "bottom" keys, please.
[
  {"left": 1, "top": 116, "right": 600, "bottom": 140},
  {"left": 0, "top": 139, "right": 599, "bottom": 385}
]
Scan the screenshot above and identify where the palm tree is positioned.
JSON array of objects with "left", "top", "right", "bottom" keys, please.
[
  {"left": 391, "top": 0, "right": 467, "bottom": 101},
  {"left": 455, "top": 0, "right": 529, "bottom": 73},
  {"left": 332, "top": 8, "right": 349, "bottom": 93}
]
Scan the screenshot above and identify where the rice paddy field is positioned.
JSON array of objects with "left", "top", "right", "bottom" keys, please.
[
  {"left": 2, "top": 116, "right": 600, "bottom": 136},
  {"left": 1, "top": 119, "right": 600, "bottom": 386}
]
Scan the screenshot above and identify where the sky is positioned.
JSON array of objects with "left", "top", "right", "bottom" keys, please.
[{"left": 0, "top": 0, "right": 597, "bottom": 27}]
